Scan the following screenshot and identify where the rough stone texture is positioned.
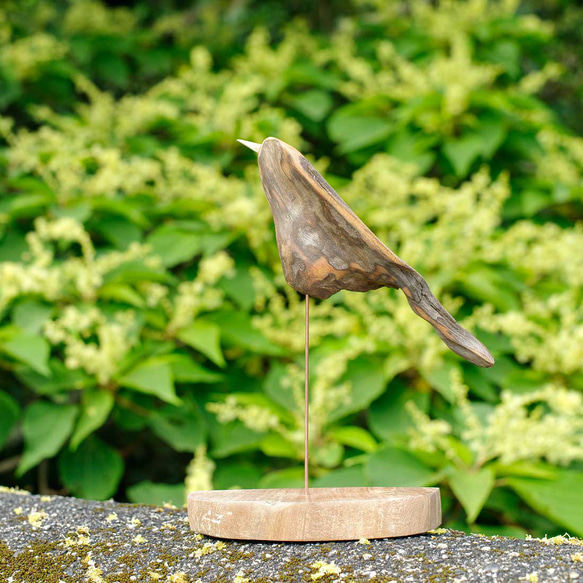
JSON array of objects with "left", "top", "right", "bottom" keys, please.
[{"left": 1, "top": 489, "right": 583, "bottom": 582}]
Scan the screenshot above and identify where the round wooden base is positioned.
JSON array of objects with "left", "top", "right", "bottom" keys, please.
[{"left": 187, "top": 487, "right": 441, "bottom": 542}]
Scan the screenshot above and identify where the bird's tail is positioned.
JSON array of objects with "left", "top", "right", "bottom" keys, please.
[{"left": 399, "top": 271, "right": 494, "bottom": 368}]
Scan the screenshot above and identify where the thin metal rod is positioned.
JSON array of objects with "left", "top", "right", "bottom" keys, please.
[{"left": 304, "top": 293, "right": 309, "bottom": 493}]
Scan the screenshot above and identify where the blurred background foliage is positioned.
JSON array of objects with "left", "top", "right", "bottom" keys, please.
[{"left": 1, "top": 0, "right": 583, "bottom": 539}]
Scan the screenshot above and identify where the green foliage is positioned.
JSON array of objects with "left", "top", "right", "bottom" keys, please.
[
  {"left": 1, "top": 0, "right": 583, "bottom": 538},
  {"left": 58, "top": 435, "right": 124, "bottom": 500},
  {"left": 126, "top": 480, "right": 185, "bottom": 507},
  {"left": 0, "top": 391, "right": 19, "bottom": 450},
  {"left": 508, "top": 470, "right": 583, "bottom": 537},
  {"left": 448, "top": 466, "right": 496, "bottom": 524},
  {"left": 17, "top": 401, "right": 78, "bottom": 476}
]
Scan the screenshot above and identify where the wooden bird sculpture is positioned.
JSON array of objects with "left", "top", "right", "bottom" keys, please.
[{"left": 238, "top": 137, "right": 494, "bottom": 368}]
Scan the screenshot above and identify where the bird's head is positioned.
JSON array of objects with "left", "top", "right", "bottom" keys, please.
[
  {"left": 237, "top": 137, "right": 297, "bottom": 168},
  {"left": 237, "top": 137, "right": 310, "bottom": 213}
]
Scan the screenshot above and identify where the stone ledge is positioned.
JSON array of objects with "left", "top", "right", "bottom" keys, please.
[{"left": 1, "top": 488, "right": 582, "bottom": 582}]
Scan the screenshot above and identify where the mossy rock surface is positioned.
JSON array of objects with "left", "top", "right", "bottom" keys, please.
[{"left": 1, "top": 489, "right": 582, "bottom": 582}]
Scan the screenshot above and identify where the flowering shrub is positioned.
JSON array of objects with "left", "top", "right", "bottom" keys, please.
[{"left": 1, "top": 0, "right": 583, "bottom": 538}]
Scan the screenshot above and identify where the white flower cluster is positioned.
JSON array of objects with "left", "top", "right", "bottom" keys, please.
[
  {"left": 408, "top": 370, "right": 583, "bottom": 468},
  {"left": 206, "top": 395, "right": 284, "bottom": 434},
  {"left": 44, "top": 306, "right": 137, "bottom": 383},
  {"left": 184, "top": 445, "right": 215, "bottom": 495},
  {"left": 167, "top": 252, "right": 234, "bottom": 332}
]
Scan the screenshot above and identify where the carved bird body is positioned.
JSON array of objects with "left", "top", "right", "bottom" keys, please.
[{"left": 239, "top": 137, "right": 494, "bottom": 368}]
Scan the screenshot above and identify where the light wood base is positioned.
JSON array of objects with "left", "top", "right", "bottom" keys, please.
[{"left": 188, "top": 487, "right": 441, "bottom": 542}]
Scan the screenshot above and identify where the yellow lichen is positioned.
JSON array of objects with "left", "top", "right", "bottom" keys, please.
[
  {"left": 28, "top": 510, "right": 47, "bottom": 528},
  {"left": 192, "top": 541, "right": 225, "bottom": 558},
  {"left": 310, "top": 561, "right": 341, "bottom": 580},
  {"left": 233, "top": 571, "right": 251, "bottom": 583}
]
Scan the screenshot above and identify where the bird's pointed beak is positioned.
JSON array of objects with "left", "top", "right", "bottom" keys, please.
[{"left": 237, "top": 139, "right": 262, "bottom": 153}]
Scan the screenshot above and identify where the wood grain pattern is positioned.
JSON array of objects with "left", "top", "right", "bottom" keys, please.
[
  {"left": 188, "top": 487, "right": 441, "bottom": 541},
  {"left": 252, "top": 137, "right": 494, "bottom": 368}
]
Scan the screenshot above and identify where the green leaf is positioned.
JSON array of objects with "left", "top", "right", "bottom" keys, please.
[
  {"left": 448, "top": 466, "right": 495, "bottom": 523},
  {"left": 463, "top": 366, "right": 497, "bottom": 402},
  {"left": 259, "top": 467, "right": 304, "bottom": 489},
  {"left": 443, "top": 134, "right": 484, "bottom": 177},
  {"left": 149, "top": 403, "right": 206, "bottom": 452},
  {"left": 328, "top": 112, "right": 392, "bottom": 153},
  {"left": 93, "top": 215, "right": 142, "bottom": 249},
  {"left": 329, "top": 426, "right": 378, "bottom": 453},
  {"left": 53, "top": 201, "right": 91, "bottom": 222},
  {"left": 386, "top": 129, "right": 436, "bottom": 173},
  {"left": 443, "top": 116, "right": 506, "bottom": 178},
  {"left": 313, "top": 465, "right": 367, "bottom": 488},
  {"left": 483, "top": 40, "right": 521, "bottom": 78},
  {"left": 312, "top": 441, "right": 344, "bottom": 468},
  {"left": 328, "top": 356, "right": 386, "bottom": 423},
  {"left": 177, "top": 321, "right": 225, "bottom": 367},
  {"left": 147, "top": 225, "right": 203, "bottom": 267},
  {"left": 200, "top": 231, "right": 232, "bottom": 256},
  {"left": 264, "top": 362, "right": 297, "bottom": 412},
  {"left": 0, "top": 193, "right": 53, "bottom": 218},
  {"left": 1, "top": 330, "right": 50, "bottom": 375},
  {"left": 366, "top": 447, "right": 434, "bottom": 487},
  {"left": 17, "top": 401, "right": 78, "bottom": 476},
  {"left": 214, "top": 461, "right": 262, "bottom": 490},
  {"left": 58, "top": 436, "right": 123, "bottom": 500},
  {"left": 118, "top": 357, "right": 181, "bottom": 405},
  {"left": 16, "top": 359, "right": 96, "bottom": 395},
  {"left": 11, "top": 301, "right": 52, "bottom": 335},
  {"left": 475, "top": 329, "right": 514, "bottom": 355},
  {"left": 475, "top": 115, "right": 507, "bottom": 158},
  {"left": 500, "top": 368, "right": 548, "bottom": 394},
  {"left": 260, "top": 433, "right": 297, "bottom": 458},
  {"left": 171, "top": 355, "right": 224, "bottom": 384},
  {"left": 210, "top": 420, "right": 265, "bottom": 458},
  {"left": 493, "top": 461, "right": 557, "bottom": 480},
  {"left": 459, "top": 265, "right": 521, "bottom": 312},
  {"left": 223, "top": 392, "right": 293, "bottom": 424},
  {"left": 422, "top": 358, "right": 461, "bottom": 403},
  {"left": 0, "top": 230, "right": 28, "bottom": 262},
  {"left": 70, "top": 389, "right": 114, "bottom": 450},
  {"left": 0, "top": 391, "right": 19, "bottom": 450},
  {"left": 482, "top": 355, "right": 524, "bottom": 387},
  {"left": 508, "top": 470, "right": 583, "bottom": 537},
  {"left": 127, "top": 481, "right": 185, "bottom": 507},
  {"left": 219, "top": 266, "right": 255, "bottom": 311},
  {"left": 206, "top": 312, "right": 285, "bottom": 356},
  {"left": 94, "top": 52, "right": 130, "bottom": 88},
  {"left": 99, "top": 283, "right": 145, "bottom": 308},
  {"left": 103, "top": 261, "right": 175, "bottom": 286},
  {"left": 368, "top": 379, "right": 430, "bottom": 441},
  {"left": 288, "top": 89, "right": 333, "bottom": 122}
]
